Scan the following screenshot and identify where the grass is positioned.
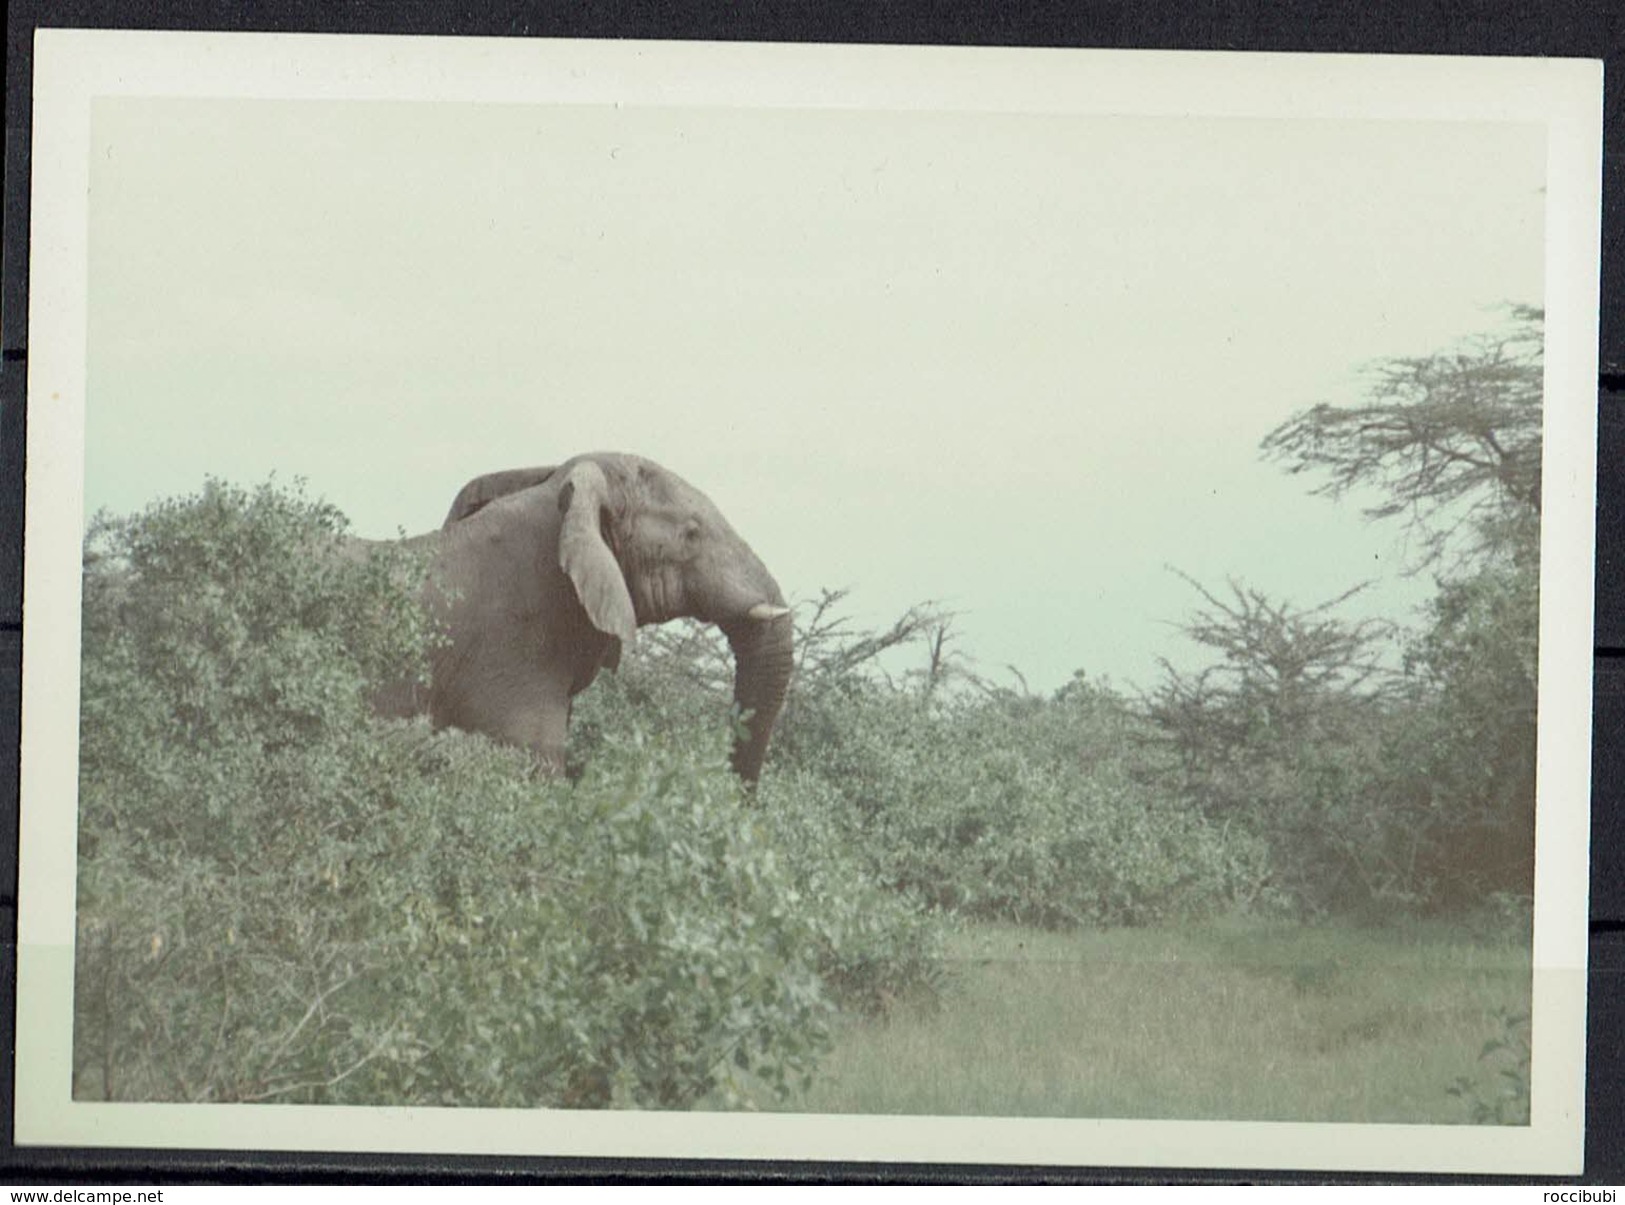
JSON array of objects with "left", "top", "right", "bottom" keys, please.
[{"left": 776, "top": 917, "right": 1531, "bottom": 1124}]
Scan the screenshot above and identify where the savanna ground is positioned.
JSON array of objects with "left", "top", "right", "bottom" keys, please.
[
  {"left": 775, "top": 920, "right": 1530, "bottom": 1123},
  {"left": 71, "top": 313, "right": 1542, "bottom": 1123}
]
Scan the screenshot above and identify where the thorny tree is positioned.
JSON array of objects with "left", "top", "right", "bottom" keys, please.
[
  {"left": 1260, "top": 305, "right": 1543, "bottom": 570},
  {"left": 1152, "top": 307, "right": 1546, "bottom": 911}
]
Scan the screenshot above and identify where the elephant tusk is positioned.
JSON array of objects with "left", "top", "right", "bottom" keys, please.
[{"left": 747, "top": 603, "right": 792, "bottom": 621}]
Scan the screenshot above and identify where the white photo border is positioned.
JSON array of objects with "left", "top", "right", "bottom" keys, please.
[{"left": 17, "top": 30, "right": 1602, "bottom": 1173}]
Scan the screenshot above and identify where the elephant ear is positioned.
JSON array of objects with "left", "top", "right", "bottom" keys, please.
[
  {"left": 443, "top": 466, "right": 559, "bottom": 528},
  {"left": 556, "top": 461, "right": 637, "bottom": 651}
]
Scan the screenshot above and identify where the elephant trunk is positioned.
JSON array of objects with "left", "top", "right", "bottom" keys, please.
[{"left": 720, "top": 606, "right": 795, "bottom": 786}]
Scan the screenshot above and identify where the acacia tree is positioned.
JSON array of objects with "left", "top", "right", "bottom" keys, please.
[
  {"left": 1146, "top": 573, "right": 1398, "bottom": 911},
  {"left": 1151, "top": 573, "right": 1391, "bottom": 752},
  {"left": 1256, "top": 307, "right": 1544, "bottom": 908},
  {"left": 1260, "top": 305, "right": 1542, "bottom": 569}
]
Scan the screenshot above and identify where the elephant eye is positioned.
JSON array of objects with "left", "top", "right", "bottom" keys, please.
[{"left": 682, "top": 519, "right": 702, "bottom": 543}]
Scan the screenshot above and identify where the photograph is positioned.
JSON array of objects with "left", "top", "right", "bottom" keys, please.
[{"left": 16, "top": 32, "right": 1601, "bottom": 1173}]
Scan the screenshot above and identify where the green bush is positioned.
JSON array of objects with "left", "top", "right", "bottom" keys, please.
[
  {"left": 75, "top": 479, "right": 927, "bottom": 1110},
  {"left": 755, "top": 771, "right": 947, "bottom": 1014},
  {"left": 574, "top": 656, "right": 948, "bottom": 1017},
  {"left": 565, "top": 620, "right": 737, "bottom": 779},
  {"left": 771, "top": 672, "right": 1261, "bottom": 929},
  {"left": 1251, "top": 311, "right": 1543, "bottom": 917},
  {"left": 570, "top": 591, "right": 1258, "bottom": 931},
  {"left": 1140, "top": 564, "right": 1540, "bottom": 918},
  {"left": 1446, "top": 1008, "right": 1531, "bottom": 1125},
  {"left": 349, "top": 725, "right": 840, "bottom": 1110},
  {"left": 1394, "top": 562, "right": 1538, "bottom": 908}
]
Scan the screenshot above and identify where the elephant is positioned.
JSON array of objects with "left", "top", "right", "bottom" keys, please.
[{"left": 367, "top": 452, "right": 794, "bottom": 784}]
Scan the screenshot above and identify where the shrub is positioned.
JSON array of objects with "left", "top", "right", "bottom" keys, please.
[
  {"left": 74, "top": 479, "right": 893, "bottom": 1110},
  {"left": 1254, "top": 310, "right": 1543, "bottom": 916},
  {"left": 338, "top": 724, "right": 840, "bottom": 1110},
  {"left": 772, "top": 672, "right": 1261, "bottom": 929},
  {"left": 756, "top": 771, "right": 946, "bottom": 1015},
  {"left": 1446, "top": 1009, "right": 1531, "bottom": 1125},
  {"left": 573, "top": 591, "right": 1259, "bottom": 931},
  {"left": 575, "top": 655, "right": 948, "bottom": 1017},
  {"left": 1394, "top": 562, "right": 1538, "bottom": 909}
]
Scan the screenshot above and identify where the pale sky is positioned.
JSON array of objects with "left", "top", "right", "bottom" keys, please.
[{"left": 85, "top": 99, "right": 1546, "bottom": 692}]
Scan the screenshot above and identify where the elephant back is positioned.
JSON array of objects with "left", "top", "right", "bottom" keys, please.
[{"left": 443, "top": 466, "right": 560, "bottom": 527}]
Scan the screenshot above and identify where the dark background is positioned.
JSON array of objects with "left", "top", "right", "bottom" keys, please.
[{"left": 1, "top": 0, "right": 1620, "bottom": 1186}]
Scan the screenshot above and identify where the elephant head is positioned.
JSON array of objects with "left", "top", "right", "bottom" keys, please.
[{"left": 416, "top": 452, "right": 793, "bottom": 783}]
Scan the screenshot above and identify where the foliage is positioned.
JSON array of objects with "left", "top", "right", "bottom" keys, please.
[
  {"left": 75, "top": 479, "right": 901, "bottom": 1109},
  {"left": 1151, "top": 572, "right": 1392, "bottom": 746},
  {"left": 80, "top": 479, "right": 433, "bottom": 799},
  {"left": 574, "top": 593, "right": 1261, "bottom": 931},
  {"left": 1145, "top": 574, "right": 1405, "bottom": 914},
  {"left": 888, "top": 686, "right": 1255, "bottom": 926},
  {"left": 1138, "top": 308, "right": 1546, "bottom": 916},
  {"left": 1260, "top": 305, "right": 1543, "bottom": 569},
  {"left": 778, "top": 648, "right": 1261, "bottom": 929},
  {"left": 791, "top": 587, "right": 964, "bottom": 696},
  {"left": 1147, "top": 556, "right": 1539, "bottom": 915},
  {"left": 755, "top": 771, "right": 948, "bottom": 1015},
  {"left": 1385, "top": 560, "right": 1539, "bottom": 906},
  {"left": 566, "top": 619, "right": 735, "bottom": 776},
  {"left": 573, "top": 665, "right": 950, "bottom": 1018},
  {"left": 1446, "top": 1008, "right": 1532, "bottom": 1125}
]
